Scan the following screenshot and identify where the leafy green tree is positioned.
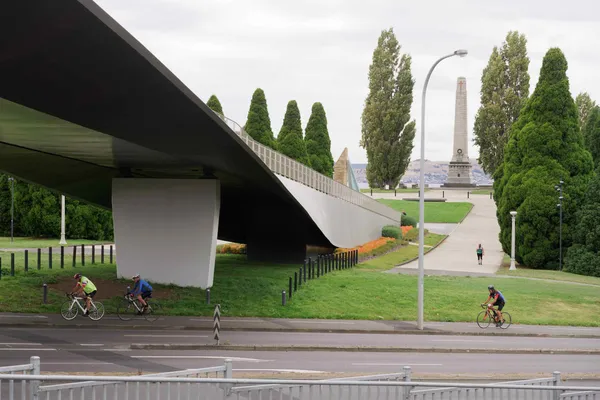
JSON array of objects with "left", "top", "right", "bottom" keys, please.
[
  {"left": 206, "top": 95, "right": 224, "bottom": 116},
  {"left": 474, "top": 31, "right": 530, "bottom": 176},
  {"left": 244, "top": 88, "right": 276, "bottom": 149},
  {"left": 305, "top": 102, "right": 334, "bottom": 177},
  {"left": 583, "top": 106, "right": 600, "bottom": 167},
  {"left": 277, "top": 100, "right": 310, "bottom": 166},
  {"left": 360, "top": 28, "right": 416, "bottom": 189},
  {"left": 494, "top": 48, "right": 594, "bottom": 269},
  {"left": 564, "top": 171, "right": 600, "bottom": 277},
  {"left": 575, "top": 92, "right": 596, "bottom": 132}
]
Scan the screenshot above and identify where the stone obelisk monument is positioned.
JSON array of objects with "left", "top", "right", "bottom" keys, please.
[{"left": 443, "top": 77, "right": 474, "bottom": 187}]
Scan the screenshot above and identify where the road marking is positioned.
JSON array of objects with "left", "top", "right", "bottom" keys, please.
[
  {"left": 0, "top": 348, "right": 56, "bottom": 351},
  {"left": 124, "top": 335, "right": 208, "bottom": 338},
  {"left": 43, "top": 362, "right": 112, "bottom": 365},
  {"left": 133, "top": 356, "right": 272, "bottom": 363},
  {"left": 293, "top": 321, "right": 355, "bottom": 325},
  {"left": 352, "top": 363, "right": 443, "bottom": 366},
  {"left": 0, "top": 343, "right": 42, "bottom": 346},
  {"left": 234, "top": 369, "right": 327, "bottom": 373},
  {"left": 80, "top": 344, "right": 104, "bottom": 347},
  {"left": 0, "top": 315, "right": 48, "bottom": 319},
  {"left": 431, "top": 339, "right": 493, "bottom": 343}
]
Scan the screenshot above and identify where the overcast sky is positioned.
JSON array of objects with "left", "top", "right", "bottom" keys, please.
[{"left": 95, "top": 0, "right": 600, "bottom": 164}]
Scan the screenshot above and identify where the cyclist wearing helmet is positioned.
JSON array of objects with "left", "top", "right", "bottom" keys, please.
[
  {"left": 128, "top": 274, "right": 153, "bottom": 314},
  {"left": 482, "top": 285, "right": 505, "bottom": 327},
  {"left": 71, "top": 273, "right": 97, "bottom": 315}
]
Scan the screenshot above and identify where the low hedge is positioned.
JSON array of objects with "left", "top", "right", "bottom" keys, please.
[{"left": 382, "top": 225, "right": 402, "bottom": 239}]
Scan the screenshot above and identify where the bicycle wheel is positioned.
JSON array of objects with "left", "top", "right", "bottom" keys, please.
[
  {"left": 499, "top": 312, "right": 512, "bottom": 329},
  {"left": 144, "top": 300, "right": 161, "bottom": 322},
  {"left": 88, "top": 302, "right": 105, "bottom": 321},
  {"left": 117, "top": 299, "right": 138, "bottom": 321},
  {"left": 60, "top": 301, "right": 78, "bottom": 320},
  {"left": 476, "top": 310, "right": 491, "bottom": 329}
]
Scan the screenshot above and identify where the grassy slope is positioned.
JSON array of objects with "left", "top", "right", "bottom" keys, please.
[
  {"left": 0, "top": 237, "right": 109, "bottom": 249},
  {"left": 378, "top": 200, "right": 473, "bottom": 223}
]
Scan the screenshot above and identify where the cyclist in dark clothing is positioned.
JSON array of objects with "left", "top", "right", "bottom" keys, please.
[
  {"left": 482, "top": 285, "right": 505, "bottom": 327},
  {"left": 128, "top": 274, "right": 153, "bottom": 313}
]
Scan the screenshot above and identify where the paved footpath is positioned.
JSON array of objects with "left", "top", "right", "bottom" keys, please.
[
  {"left": 374, "top": 190, "right": 504, "bottom": 275},
  {"left": 1, "top": 313, "right": 599, "bottom": 338}
]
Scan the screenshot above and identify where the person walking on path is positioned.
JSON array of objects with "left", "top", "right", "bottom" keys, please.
[{"left": 476, "top": 244, "right": 484, "bottom": 265}]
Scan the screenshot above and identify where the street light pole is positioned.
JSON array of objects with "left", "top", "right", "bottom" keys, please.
[
  {"left": 59, "top": 195, "right": 67, "bottom": 245},
  {"left": 509, "top": 211, "right": 517, "bottom": 270},
  {"left": 8, "top": 177, "right": 14, "bottom": 243},
  {"left": 555, "top": 180, "right": 564, "bottom": 271},
  {"left": 417, "top": 49, "right": 468, "bottom": 330}
]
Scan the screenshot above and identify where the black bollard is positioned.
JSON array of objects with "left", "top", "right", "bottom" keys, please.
[
  {"left": 467, "top": 191, "right": 470, "bottom": 199},
  {"left": 72, "top": 246, "right": 77, "bottom": 267},
  {"left": 303, "top": 260, "right": 307, "bottom": 283},
  {"left": 206, "top": 288, "right": 211, "bottom": 304},
  {"left": 282, "top": 290, "right": 286, "bottom": 306},
  {"left": 110, "top": 246, "right": 114, "bottom": 264},
  {"left": 81, "top": 245, "right": 85, "bottom": 266},
  {"left": 25, "top": 250, "right": 29, "bottom": 272},
  {"left": 11, "top": 253, "right": 15, "bottom": 276},
  {"left": 317, "top": 258, "right": 320, "bottom": 278},
  {"left": 298, "top": 268, "right": 302, "bottom": 286},
  {"left": 43, "top": 283, "right": 48, "bottom": 304},
  {"left": 101, "top": 245, "right": 105, "bottom": 264},
  {"left": 443, "top": 190, "right": 445, "bottom": 198},
  {"left": 294, "top": 272, "right": 298, "bottom": 292},
  {"left": 92, "top": 245, "right": 95, "bottom": 264},
  {"left": 37, "top": 248, "right": 41, "bottom": 270},
  {"left": 60, "top": 246, "right": 64, "bottom": 269},
  {"left": 49, "top": 247, "right": 52, "bottom": 269},
  {"left": 288, "top": 277, "right": 292, "bottom": 299}
]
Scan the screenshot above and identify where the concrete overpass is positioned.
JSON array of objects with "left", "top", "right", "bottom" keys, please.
[{"left": 0, "top": 0, "right": 400, "bottom": 288}]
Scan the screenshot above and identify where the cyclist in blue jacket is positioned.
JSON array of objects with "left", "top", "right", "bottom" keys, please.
[{"left": 129, "top": 274, "right": 153, "bottom": 314}]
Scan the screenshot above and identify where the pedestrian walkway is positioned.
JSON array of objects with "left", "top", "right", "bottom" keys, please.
[{"left": 375, "top": 190, "right": 504, "bottom": 275}]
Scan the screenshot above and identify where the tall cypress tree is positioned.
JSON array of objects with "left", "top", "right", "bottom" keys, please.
[
  {"left": 206, "top": 95, "right": 224, "bottom": 116},
  {"left": 305, "top": 102, "right": 334, "bottom": 177},
  {"left": 277, "top": 100, "right": 310, "bottom": 167},
  {"left": 583, "top": 106, "right": 600, "bottom": 167},
  {"left": 244, "top": 88, "right": 276, "bottom": 149},
  {"left": 474, "top": 31, "right": 530, "bottom": 177},
  {"left": 360, "top": 28, "right": 416, "bottom": 189},
  {"left": 495, "top": 48, "right": 594, "bottom": 269}
]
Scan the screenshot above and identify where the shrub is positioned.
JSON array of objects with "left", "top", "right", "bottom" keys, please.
[
  {"left": 403, "top": 227, "right": 422, "bottom": 242},
  {"left": 216, "top": 243, "right": 247, "bottom": 255},
  {"left": 382, "top": 225, "right": 401, "bottom": 239},
  {"left": 401, "top": 214, "right": 417, "bottom": 227}
]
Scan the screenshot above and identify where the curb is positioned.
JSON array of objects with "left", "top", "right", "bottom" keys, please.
[
  {"left": 129, "top": 343, "right": 600, "bottom": 355},
  {"left": 2, "top": 322, "right": 599, "bottom": 339}
]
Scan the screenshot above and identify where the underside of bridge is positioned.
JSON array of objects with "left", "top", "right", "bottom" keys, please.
[{"left": 0, "top": 0, "right": 396, "bottom": 288}]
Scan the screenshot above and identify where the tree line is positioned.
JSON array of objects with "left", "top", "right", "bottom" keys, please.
[
  {"left": 0, "top": 175, "right": 113, "bottom": 240},
  {"left": 206, "top": 90, "right": 335, "bottom": 178},
  {"left": 474, "top": 31, "right": 600, "bottom": 277}
]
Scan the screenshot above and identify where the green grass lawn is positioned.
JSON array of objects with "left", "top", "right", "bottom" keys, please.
[
  {"left": 379, "top": 199, "right": 473, "bottom": 223},
  {"left": 361, "top": 188, "right": 427, "bottom": 194},
  {"left": 497, "top": 254, "right": 600, "bottom": 286},
  {"left": 0, "top": 237, "right": 110, "bottom": 249},
  {"left": 469, "top": 189, "right": 493, "bottom": 195},
  {"left": 0, "top": 246, "right": 109, "bottom": 273}
]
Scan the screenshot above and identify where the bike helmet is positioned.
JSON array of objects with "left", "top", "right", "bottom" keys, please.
[
  {"left": 73, "top": 273, "right": 81, "bottom": 279},
  {"left": 132, "top": 274, "right": 140, "bottom": 280},
  {"left": 488, "top": 285, "right": 495, "bottom": 291}
]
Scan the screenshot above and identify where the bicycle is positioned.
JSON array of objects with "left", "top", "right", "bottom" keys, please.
[
  {"left": 117, "top": 287, "right": 161, "bottom": 322},
  {"left": 60, "top": 293, "right": 105, "bottom": 321},
  {"left": 477, "top": 304, "right": 512, "bottom": 329}
]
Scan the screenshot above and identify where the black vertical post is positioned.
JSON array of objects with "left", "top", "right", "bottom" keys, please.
[
  {"left": 394, "top": 189, "right": 397, "bottom": 197},
  {"left": 317, "top": 257, "right": 320, "bottom": 278},
  {"left": 11, "top": 253, "right": 15, "bottom": 275},
  {"left": 303, "top": 260, "right": 307, "bottom": 283},
  {"left": 298, "top": 268, "right": 302, "bottom": 286},
  {"left": 72, "top": 246, "right": 77, "bottom": 267},
  {"left": 37, "top": 248, "right": 41, "bottom": 270},
  {"left": 48, "top": 247, "right": 52, "bottom": 269},
  {"left": 60, "top": 246, "right": 64, "bottom": 269},
  {"left": 467, "top": 191, "right": 470, "bottom": 199},
  {"left": 101, "top": 245, "right": 105, "bottom": 264},
  {"left": 206, "top": 288, "right": 211, "bottom": 304},
  {"left": 110, "top": 246, "right": 114, "bottom": 264},
  {"left": 25, "top": 250, "right": 29, "bottom": 272},
  {"left": 336, "top": 253, "right": 339, "bottom": 270},
  {"left": 294, "top": 272, "right": 298, "bottom": 291},
  {"left": 92, "top": 245, "right": 95, "bottom": 264},
  {"left": 356, "top": 249, "right": 359, "bottom": 265},
  {"left": 282, "top": 291, "right": 286, "bottom": 306},
  {"left": 443, "top": 190, "right": 445, "bottom": 198},
  {"left": 43, "top": 284, "right": 48, "bottom": 304},
  {"left": 288, "top": 277, "right": 292, "bottom": 299},
  {"left": 81, "top": 245, "right": 85, "bottom": 266}
]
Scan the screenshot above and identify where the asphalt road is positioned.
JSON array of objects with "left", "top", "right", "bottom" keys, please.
[{"left": 0, "top": 328, "right": 598, "bottom": 379}]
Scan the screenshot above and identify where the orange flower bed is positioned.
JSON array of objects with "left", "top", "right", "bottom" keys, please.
[
  {"left": 401, "top": 225, "right": 413, "bottom": 235},
  {"left": 336, "top": 237, "right": 396, "bottom": 255},
  {"left": 217, "top": 243, "right": 247, "bottom": 254}
]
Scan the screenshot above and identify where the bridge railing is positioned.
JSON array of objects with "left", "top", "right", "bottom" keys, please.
[{"left": 219, "top": 114, "right": 399, "bottom": 222}]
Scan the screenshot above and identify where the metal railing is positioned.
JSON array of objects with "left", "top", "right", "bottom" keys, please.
[
  {"left": 2, "top": 373, "right": 600, "bottom": 400},
  {"left": 0, "top": 356, "right": 40, "bottom": 400},
  {"left": 220, "top": 114, "right": 400, "bottom": 223}
]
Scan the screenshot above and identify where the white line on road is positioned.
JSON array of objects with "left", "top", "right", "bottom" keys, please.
[
  {"left": 0, "top": 315, "right": 48, "bottom": 319},
  {"left": 80, "top": 344, "right": 104, "bottom": 347},
  {"left": 138, "top": 356, "right": 272, "bottom": 363},
  {"left": 234, "top": 369, "right": 327, "bottom": 373},
  {"left": 352, "top": 363, "right": 443, "bottom": 366},
  {"left": 43, "top": 362, "right": 112, "bottom": 365},
  {"left": 104, "top": 349, "right": 131, "bottom": 352},
  {"left": 0, "top": 343, "right": 42, "bottom": 346},
  {"left": 292, "top": 321, "right": 356, "bottom": 325},
  {"left": 0, "top": 348, "right": 56, "bottom": 351},
  {"left": 431, "top": 339, "right": 494, "bottom": 343},
  {"left": 189, "top": 319, "right": 262, "bottom": 323},
  {"left": 124, "top": 335, "right": 208, "bottom": 338}
]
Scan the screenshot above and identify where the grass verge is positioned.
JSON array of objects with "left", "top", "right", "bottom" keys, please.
[
  {"left": 360, "top": 188, "right": 427, "bottom": 194},
  {"left": 0, "top": 237, "right": 109, "bottom": 249},
  {"left": 469, "top": 189, "right": 493, "bottom": 195},
  {"left": 497, "top": 254, "right": 600, "bottom": 286},
  {"left": 378, "top": 199, "right": 473, "bottom": 223}
]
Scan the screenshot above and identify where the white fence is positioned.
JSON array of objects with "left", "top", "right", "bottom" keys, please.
[
  {"left": 220, "top": 114, "right": 400, "bottom": 223},
  {"left": 1, "top": 358, "right": 599, "bottom": 400}
]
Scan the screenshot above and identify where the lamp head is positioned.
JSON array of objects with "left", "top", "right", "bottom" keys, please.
[
  {"left": 510, "top": 211, "right": 517, "bottom": 217},
  {"left": 454, "top": 49, "right": 468, "bottom": 57}
]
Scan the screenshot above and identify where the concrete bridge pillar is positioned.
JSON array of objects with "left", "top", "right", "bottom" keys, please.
[{"left": 111, "top": 178, "right": 220, "bottom": 288}]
